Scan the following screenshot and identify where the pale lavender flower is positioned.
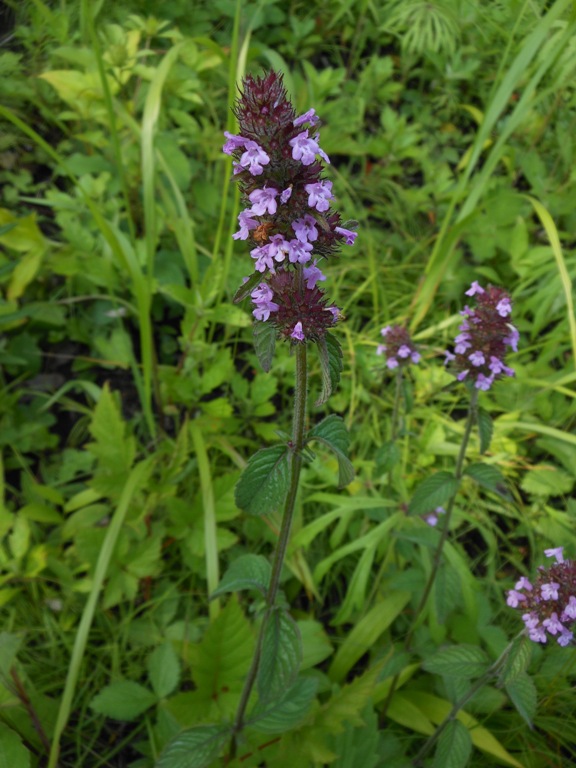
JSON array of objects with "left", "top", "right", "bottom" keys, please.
[
  {"left": 303, "top": 261, "right": 326, "bottom": 289},
  {"left": 251, "top": 283, "right": 279, "bottom": 321},
  {"left": 292, "top": 214, "right": 319, "bottom": 243},
  {"left": 335, "top": 226, "right": 358, "bottom": 245},
  {"left": 290, "top": 321, "right": 305, "bottom": 341},
  {"left": 293, "top": 108, "right": 319, "bottom": 128},
  {"left": 541, "top": 582, "right": 560, "bottom": 600},
  {"left": 545, "top": 547, "right": 565, "bottom": 564},
  {"left": 239, "top": 140, "right": 270, "bottom": 175},
  {"left": 288, "top": 239, "right": 313, "bottom": 264},
  {"left": 249, "top": 186, "right": 280, "bottom": 215},
  {"left": 233, "top": 209, "right": 259, "bottom": 240},
  {"left": 223, "top": 131, "right": 248, "bottom": 154},
  {"left": 305, "top": 180, "right": 334, "bottom": 212}
]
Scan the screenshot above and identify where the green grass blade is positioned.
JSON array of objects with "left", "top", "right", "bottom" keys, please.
[{"left": 47, "top": 461, "right": 150, "bottom": 768}]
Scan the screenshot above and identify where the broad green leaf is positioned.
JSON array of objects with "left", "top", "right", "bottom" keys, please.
[
  {"left": 315, "top": 663, "right": 382, "bottom": 736},
  {"left": 433, "top": 564, "right": 462, "bottom": 625},
  {"left": 0, "top": 633, "right": 21, "bottom": 677},
  {"left": 258, "top": 608, "right": 302, "bottom": 703},
  {"left": 248, "top": 676, "right": 317, "bottom": 734},
  {"left": 307, "top": 414, "right": 354, "bottom": 488},
  {"left": 90, "top": 681, "right": 157, "bottom": 721},
  {"left": 433, "top": 720, "right": 472, "bottom": 768},
  {"left": 211, "top": 554, "right": 272, "bottom": 598},
  {"left": 147, "top": 642, "right": 181, "bottom": 699},
  {"left": 190, "top": 597, "right": 255, "bottom": 702},
  {"left": 233, "top": 271, "right": 263, "bottom": 303},
  {"left": 464, "top": 463, "right": 507, "bottom": 495},
  {"left": 521, "top": 465, "right": 574, "bottom": 497},
  {"left": 477, "top": 407, "right": 493, "bottom": 454},
  {"left": 505, "top": 672, "right": 537, "bottom": 728},
  {"left": 235, "top": 445, "right": 290, "bottom": 516},
  {"left": 0, "top": 723, "right": 31, "bottom": 768},
  {"left": 298, "top": 620, "right": 333, "bottom": 670},
  {"left": 498, "top": 635, "right": 532, "bottom": 686},
  {"left": 253, "top": 320, "right": 277, "bottom": 373},
  {"left": 315, "top": 332, "right": 343, "bottom": 405},
  {"left": 329, "top": 592, "right": 411, "bottom": 683},
  {"left": 156, "top": 724, "right": 230, "bottom": 768},
  {"left": 328, "top": 705, "right": 380, "bottom": 768},
  {"left": 408, "top": 472, "right": 458, "bottom": 516},
  {"left": 423, "top": 645, "right": 490, "bottom": 679}
]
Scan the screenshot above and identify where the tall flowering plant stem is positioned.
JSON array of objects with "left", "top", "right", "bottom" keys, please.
[{"left": 381, "top": 282, "right": 518, "bottom": 721}]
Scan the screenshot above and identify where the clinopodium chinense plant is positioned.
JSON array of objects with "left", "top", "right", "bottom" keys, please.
[
  {"left": 158, "top": 71, "right": 357, "bottom": 766},
  {"left": 507, "top": 547, "right": 576, "bottom": 646}
]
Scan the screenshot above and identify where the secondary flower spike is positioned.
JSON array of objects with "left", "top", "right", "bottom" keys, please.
[
  {"left": 224, "top": 70, "right": 357, "bottom": 344},
  {"left": 444, "top": 282, "right": 518, "bottom": 390},
  {"left": 377, "top": 325, "right": 420, "bottom": 369},
  {"left": 507, "top": 547, "right": 576, "bottom": 646}
]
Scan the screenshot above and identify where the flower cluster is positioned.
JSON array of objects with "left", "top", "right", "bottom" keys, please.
[
  {"left": 507, "top": 548, "right": 576, "bottom": 647},
  {"left": 376, "top": 325, "right": 420, "bottom": 369},
  {"left": 444, "top": 282, "right": 518, "bottom": 390},
  {"left": 224, "top": 71, "right": 356, "bottom": 343}
]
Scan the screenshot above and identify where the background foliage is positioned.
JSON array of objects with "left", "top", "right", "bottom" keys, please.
[{"left": 0, "top": 0, "right": 575, "bottom": 766}]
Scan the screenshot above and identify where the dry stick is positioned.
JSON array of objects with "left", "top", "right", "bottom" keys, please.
[
  {"left": 229, "top": 342, "right": 308, "bottom": 758},
  {"left": 380, "top": 388, "right": 479, "bottom": 722}
]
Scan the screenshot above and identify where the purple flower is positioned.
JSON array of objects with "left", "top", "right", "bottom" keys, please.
[
  {"left": 386, "top": 358, "right": 399, "bottom": 369},
  {"left": 424, "top": 507, "right": 446, "bottom": 527},
  {"left": 267, "top": 234, "right": 291, "bottom": 264},
  {"left": 290, "top": 321, "right": 305, "bottom": 341},
  {"left": 290, "top": 130, "right": 329, "bottom": 166},
  {"left": 496, "top": 297, "right": 512, "bottom": 317},
  {"left": 562, "top": 596, "right": 576, "bottom": 620},
  {"left": 249, "top": 186, "right": 280, "bottom": 215},
  {"left": 293, "top": 108, "right": 319, "bottom": 128},
  {"left": 545, "top": 547, "right": 565, "bottom": 564},
  {"left": 335, "top": 226, "right": 358, "bottom": 245},
  {"left": 239, "top": 140, "right": 270, "bottom": 175},
  {"left": 251, "top": 283, "right": 279, "bottom": 321},
  {"left": 292, "top": 214, "right": 319, "bottom": 243},
  {"left": 303, "top": 261, "right": 326, "bottom": 289},
  {"left": 223, "top": 131, "right": 248, "bottom": 154},
  {"left": 251, "top": 244, "right": 275, "bottom": 273},
  {"left": 288, "top": 238, "right": 313, "bottom": 264},
  {"left": 305, "top": 180, "right": 334, "bottom": 212},
  {"left": 515, "top": 577, "right": 533, "bottom": 591},
  {"left": 280, "top": 186, "right": 292, "bottom": 203},
  {"left": 377, "top": 325, "right": 420, "bottom": 370},
  {"left": 541, "top": 582, "right": 560, "bottom": 600},
  {"left": 543, "top": 612, "right": 565, "bottom": 636},
  {"left": 233, "top": 209, "right": 259, "bottom": 240},
  {"left": 507, "top": 590, "right": 527, "bottom": 607},
  {"left": 465, "top": 281, "right": 485, "bottom": 296},
  {"left": 469, "top": 350, "right": 485, "bottom": 366}
]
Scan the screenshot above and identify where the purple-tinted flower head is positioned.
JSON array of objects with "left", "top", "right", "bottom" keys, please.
[
  {"left": 446, "top": 283, "right": 518, "bottom": 390},
  {"left": 226, "top": 70, "right": 357, "bottom": 344},
  {"left": 507, "top": 549, "right": 576, "bottom": 646},
  {"left": 424, "top": 507, "right": 446, "bottom": 527},
  {"left": 376, "top": 325, "right": 420, "bottom": 370}
]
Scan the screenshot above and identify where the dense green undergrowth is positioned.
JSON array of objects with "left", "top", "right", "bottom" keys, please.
[{"left": 0, "top": 0, "right": 575, "bottom": 766}]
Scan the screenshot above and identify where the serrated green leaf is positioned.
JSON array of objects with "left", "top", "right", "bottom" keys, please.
[
  {"left": 253, "top": 320, "right": 277, "bottom": 373},
  {"left": 258, "top": 608, "right": 302, "bottom": 703},
  {"left": 408, "top": 472, "right": 458, "bottom": 516},
  {"left": 315, "top": 332, "right": 343, "bottom": 405},
  {"left": 307, "top": 415, "right": 354, "bottom": 488},
  {"left": 423, "top": 645, "right": 490, "bottom": 679},
  {"left": 248, "top": 676, "right": 317, "bottom": 734},
  {"left": 328, "top": 705, "right": 380, "bottom": 768},
  {"left": 90, "top": 681, "right": 157, "bottom": 721},
  {"left": 505, "top": 671, "right": 537, "bottom": 727},
  {"left": 233, "top": 271, "right": 263, "bottom": 303},
  {"left": 433, "top": 720, "right": 472, "bottom": 768},
  {"left": 498, "top": 635, "right": 532, "bottom": 686},
  {"left": 0, "top": 723, "right": 31, "bottom": 768},
  {"left": 316, "top": 663, "right": 383, "bottom": 737},
  {"left": 211, "top": 554, "right": 272, "bottom": 598},
  {"left": 147, "top": 642, "right": 180, "bottom": 699},
  {"left": 235, "top": 445, "right": 289, "bottom": 515},
  {"left": 464, "top": 463, "right": 507, "bottom": 494},
  {"left": 477, "top": 407, "right": 493, "bottom": 454},
  {"left": 433, "top": 564, "right": 462, "bottom": 625},
  {"left": 156, "top": 724, "right": 230, "bottom": 768}
]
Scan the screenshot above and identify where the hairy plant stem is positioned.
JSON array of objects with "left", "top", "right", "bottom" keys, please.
[
  {"left": 411, "top": 630, "right": 525, "bottom": 766},
  {"left": 229, "top": 342, "right": 308, "bottom": 758},
  {"left": 381, "top": 387, "right": 479, "bottom": 721}
]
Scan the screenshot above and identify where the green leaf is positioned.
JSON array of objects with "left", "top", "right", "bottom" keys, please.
[
  {"left": 233, "top": 271, "right": 263, "bottom": 303},
  {"left": 498, "top": 635, "right": 532, "bottom": 686},
  {"left": 315, "top": 332, "right": 343, "bottom": 405},
  {"left": 258, "top": 608, "right": 302, "bottom": 703},
  {"left": 433, "top": 720, "right": 472, "bottom": 768},
  {"left": 433, "top": 564, "right": 462, "bottom": 625},
  {"left": 90, "top": 681, "right": 157, "bottom": 721},
  {"left": 423, "top": 645, "right": 490, "bottom": 679},
  {"left": 307, "top": 414, "right": 354, "bottom": 488},
  {"left": 253, "top": 320, "right": 277, "bottom": 373},
  {"left": 0, "top": 632, "right": 21, "bottom": 677},
  {"left": 505, "top": 672, "right": 537, "bottom": 728},
  {"left": 235, "top": 445, "right": 290, "bottom": 516},
  {"left": 408, "top": 472, "right": 458, "bottom": 516},
  {"left": 248, "top": 676, "right": 317, "bottom": 734},
  {"left": 0, "top": 723, "right": 31, "bottom": 768},
  {"left": 477, "top": 407, "right": 493, "bottom": 454},
  {"left": 328, "top": 705, "right": 380, "bottom": 768},
  {"left": 464, "top": 463, "right": 507, "bottom": 495},
  {"left": 211, "top": 554, "right": 272, "bottom": 599},
  {"left": 156, "top": 724, "right": 230, "bottom": 768},
  {"left": 147, "top": 642, "right": 181, "bottom": 699},
  {"left": 374, "top": 441, "right": 401, "bottom": 474}
]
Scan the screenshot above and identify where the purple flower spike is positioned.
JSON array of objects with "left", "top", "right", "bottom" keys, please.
[
  {"left": 508, "top": 548, "right": 576, "bottom": 647},
  {"left": 376, "top": 325, "right": 420, "bottom": 370}
]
